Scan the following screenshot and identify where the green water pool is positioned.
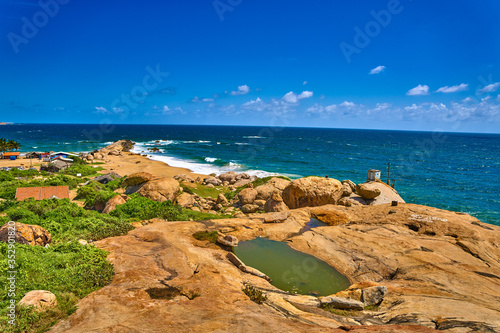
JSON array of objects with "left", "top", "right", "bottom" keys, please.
[{"left": 234, "top": 237, "right": 350, "bottom": 296}]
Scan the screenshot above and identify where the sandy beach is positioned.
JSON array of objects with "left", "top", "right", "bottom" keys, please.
[{"left": 0, "top": 151, "right": 207, "bottom": 180}]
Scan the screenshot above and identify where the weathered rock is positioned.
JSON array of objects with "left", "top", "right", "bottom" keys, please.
[
  {"left": 254, "top": 199, "right": 266, "bottom": 208},
  {"left": 217, "top": 234, "right": 238, "bottom": 247},
  {"left": 282, "top": 177, "right": 343, "bottom": 209},
  {"left": 219, "top": 171, "right": 238, "bottom": 183},
  {"left": 233, "top": 179, "right": 252, "bottom": 187},
  {"left": 241, "top": 204, "right": 259, "bottom": 214},
  {"left": 362, "top": 286, "right": 388, "bottom": 306},
  {"left": 99, "top": 140, "right": 135, "bottom": 155},
  {"left": 137, "top": 177, "right": 180, "bottom": 202},
  {"left": 78, "top": 239, "right": 88, "bottom": 246},
  {"left": 206, "top": 184, "right": 215, "bottom": 188},
  {"left": 217, "top": 193, "right": 229, "bottom": 206},
  {"left": 337, "top": 197, "right": 362, "bottom": 207},
  {"left": 204, "top": 176, "right": 221, "bottom": 186},
  {"left": 341, "top": 179, "right": 356, "bottom": 192},
  {"left": 320, "top": 296, "right": 364, "bottom": 310},
  {"left": 263, "top": 211, "right": 290, "bottom": 223},
  {"left": 122, "top": 172, "right": 154, "bottom": 187},
  {"left": 19, "top": 290, "right": 57, "bottom": 310},
  {"left": 226, "top": 252, "right": 271, "bottom": 282},
  {"left": 356, "top": 183, "right": 381, "bottom": 200},
  {"left": 174, "top": 174, "right": 195, "bottom": 183},
  {"left": 341, "top": 183, "right": 353, "bottom": 197},
  {"left": 0, "top": 222, "right": 51, "bottom": 246},
  {"left": 255, "top": 184, "right": 273, "bottom": 201},
  {"left": 255, "top": 178, "right": 291, "bottom": 201},
  {"left": 175, "top": 192, "right": 195, "bottom": 208},
  {"left": 264, "top": 191, "right": 289, "bottom": 212},
  {"left": 363, "top": 182, "right": 405, "bottom": 205},
  {"left": 86, "top": 154, "right": 94, "bottom": 161},
  {"left": 102, "top": 195, "right": 127, "bottom": 214},
  {"left": 238, "top": 188, "right": 258, "bottom": 205}
]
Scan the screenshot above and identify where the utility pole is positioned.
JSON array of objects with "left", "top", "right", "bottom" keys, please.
[{"left": 387, "top": 162, "right": 391, "bottom": 186}]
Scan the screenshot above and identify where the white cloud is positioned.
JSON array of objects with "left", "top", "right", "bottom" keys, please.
[
  {"left": 303, "top": 81, "right": 308, "bottom": 85},
  {"left": 478, "top": 82, "right": 500, "bottom": 93},
  {"left": 282, "top": 91, "right": 298, "bottom": 103},
  {"left": 95, "top": 106, "right": 108, "bottom": 113},
  {"left": 191, "top": 96, "right": 214, "bottom": 103},
  {"left": 340, "top": 101, "right": 355, "bottom": 107},
  {"left": 407, "top": 84, "right": 430, "bottom": 96},
  {"left": 436, "top": 83, "right": 469, "bottom": 93},
  {"left": 298, "top": 91, "right": 313, "bottom": 100},
  {"left": 231, "top": 85, "right": 250, "bottom": 96},
  {"left": 369, "top": 65, "right": 386, "bottom": 75},
  {"left": 462, "top": 97, "right": 474, "bottom": 103}
]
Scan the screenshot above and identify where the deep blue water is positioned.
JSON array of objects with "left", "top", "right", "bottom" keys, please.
[{"left": 1, "top": 124, "right": 499, "bottom": 225}]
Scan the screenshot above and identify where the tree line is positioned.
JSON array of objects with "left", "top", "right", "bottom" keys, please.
[{"left": 0, "top": 138, "right": 20, "bottom": 153}]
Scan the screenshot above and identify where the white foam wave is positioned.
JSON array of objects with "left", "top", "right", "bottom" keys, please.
[
  {"left": 235, "top": 142, "right": 250, "bottom": 146},
  {"left": 243, "top": 136, "right": 266, "bottom": 139},
  {"left": 205, "top": 157, "right": 218, "bottom": 162}
]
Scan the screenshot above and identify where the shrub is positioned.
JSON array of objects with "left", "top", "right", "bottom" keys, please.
[{"left": 242, "top": 285, "right": 267, "bottom": 304}]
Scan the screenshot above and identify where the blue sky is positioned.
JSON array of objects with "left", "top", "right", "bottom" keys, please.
[{"left": 1, "top": 0, "right": 499, "bottom": 133}]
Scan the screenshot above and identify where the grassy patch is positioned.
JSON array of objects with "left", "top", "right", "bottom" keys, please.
[
  {"left": 61, "top": 164, "right": 104, "bottom": 177},
  {"left": 0, "top": 241, "right": 114, "bottom": 332},
  {"left": 321, "top": 304, "right": 365, "bottom": 316},
  {"left": 182, "top": 182, "right": 229, "bottom": 199},
  {"left": 242, "top": 285, "right": 267, "bottom": 304},
  {"left": 192, "top": 231, "right": 218, "bottom": 243}
]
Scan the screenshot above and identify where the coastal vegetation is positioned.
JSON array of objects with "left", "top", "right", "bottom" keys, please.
[
  {"left": 0, "top": 138, "right": 20, "bottom": 153},
  {"left": 0, "top": 166, "right": 226, "bottom": 332},
  {"left": 224, "top": 175, "right": 291, "bottom": 200}
]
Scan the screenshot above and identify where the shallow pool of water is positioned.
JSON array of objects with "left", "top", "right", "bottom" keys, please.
[{"left": 234, "top": 237, "right": 350, "bottom": 296}]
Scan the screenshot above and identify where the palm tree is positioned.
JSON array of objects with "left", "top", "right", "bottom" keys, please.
[
  {"left": 7, "top": 139, "right": 20, "bottom": 151},
  {"left": 0, "top": 138, "right": 7, "bottom": 154}
]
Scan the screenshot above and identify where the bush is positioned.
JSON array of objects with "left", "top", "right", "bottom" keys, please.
[
  {"left": 0, "top": 241, "right": 114, "bottom": 331},
  {"left": 61, "top": 164, "right": 103, "bottom": 177},
  {"left": 76, "top": 183, "right": 117, "bottom": 209},
  {"left": 242, "top": 285, "right": 267, "bottom": 304}
]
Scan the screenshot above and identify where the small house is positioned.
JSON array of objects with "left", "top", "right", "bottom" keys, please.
[
  {"left": 16, "top": 186, "right": 70, "bottom": 201},
  {"left": 1, "top": 152, "right": 20, "bottom": 160},
  {"left": 50, "top": 152, "right": 79, "bottom": 160},
  {"left": 367, "top": 169, "right": 381, "bottom": 181}
]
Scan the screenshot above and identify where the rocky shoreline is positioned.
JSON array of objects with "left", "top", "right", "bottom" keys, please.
[{"left": 11, "top": 140, "right": 500, "bottom": 332}]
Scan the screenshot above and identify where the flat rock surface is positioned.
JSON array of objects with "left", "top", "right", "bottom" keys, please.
[{"left": 49, "top": 203, "right": 500, "bottom": 332}]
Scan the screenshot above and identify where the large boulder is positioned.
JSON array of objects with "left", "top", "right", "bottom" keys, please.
[
  {"left": 219, "top": 171, "right": 238, "bottom": 183},
  {"left": 357, "top": 182, "right": 405, "bottom": 205},
  {"left": 255, "top": 177, "right": 291, "bottom": 201},
  {"left": 238, "top": 188, "right": 258, "bottom": 205},
  {"left": 282, "top": 177, "right": 343, "bottom": 209},
  {"left": 19, "top": 290, "right": 57, "bottom": 310},
  {"left": 217, "top": 193, "right": 229, "bottom": 206},
  {"left": 241, "top": 204, "right": 259, "bottom": 214},
  {"left": 102, "top": 195, "right": 127, "bottom": 214},
  {"left": 122, "top": 172, "right": 154, "bottom": 187},
  {"left": 217, "top": 234, "right": 238, "bottom": 247},
  {"left": 175, "top": 193, "right": 195, "bottom": 208},
  {"left": 137, "top": 178, "right": 180, "bottom": 202},
  {"left": 0, "top": 222, "right": 52, "bottom": 246},
  {"left": 356, "top": 182, "right": 382, "bottom": 200},
  {"left": 173, "top": 174, "right": 195, "bottom": 183},
  {"left": 204, "top": 177, "right": 222, "bottom": 186},
  {"left": 99, "top": 140, "right": 135, "bottom": 155},
  {"left": 264, "top": 190, "right": 289, "bottom": 212}
]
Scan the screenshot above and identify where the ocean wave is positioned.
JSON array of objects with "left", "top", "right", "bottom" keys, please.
[
  {"left": 205, "top": 157, "right": 218, "bottom": 162},
  {"left": 235, "top": 142, "right": 250, "bottom": 146},
  {"left": 243, "top": 136, "right": 266, "bottom": 139}
]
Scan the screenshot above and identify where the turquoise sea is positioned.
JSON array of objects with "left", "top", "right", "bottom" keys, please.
[{"left": 1, "top": 124, "right": 499, "bottom": 226}]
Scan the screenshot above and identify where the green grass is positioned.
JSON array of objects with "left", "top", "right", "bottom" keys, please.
[
  {"left": 242, "top": 285, "right": 267, "bottom": 304},
  {"left": 192, "top": 231, "right": 218, "bottom": 243},
  {"left": 321, "top": 304, "right": 362, "bottom": 316},
  {"left": 0, "top": 241, "right": 114, "bottom": 332},
  {"left": 61, "top": 164, "right": 104, "bottom": 177},
  {"left": 182, "top": 183, "right": 229, "bottom": 199}
]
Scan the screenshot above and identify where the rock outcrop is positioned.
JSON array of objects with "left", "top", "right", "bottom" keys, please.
[
  {"left": 19, "top": 290, "right": 57, "bottom": 310},
  {"left": 282, "top": 176, "right": 343, "bottom": 209},
  {"left": 356, "top": 181, "right": 405, "bottom": 205},
  {"left": 98, "top": 140, "right": 135, "bottom": 156},
  {"left": 102, "top": 195, "right": 127, "bottom": 214},
  {"left": 238, "top": 188, "right": 258, "bottom": 205},
  {"left": 49, "top": 203, "right": 500, "bottom": 332},
  {"left": 122, "top": 172, "right": 154, "bottom": 187},
  {"left": 0, "top": 222, "right": 52, "bottom": 246},
  {"left": 136, "top": 177, "right": 180, "bottom": 202}
]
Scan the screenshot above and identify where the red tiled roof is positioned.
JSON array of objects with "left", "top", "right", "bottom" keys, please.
[
  {"left": 15, "top": 186, "right": 70, "bottom": 201},
  {"left": 2, "top": 152, "right": 20, "bottom": 156}
]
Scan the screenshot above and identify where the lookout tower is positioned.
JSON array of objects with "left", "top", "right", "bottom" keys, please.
[{"left": 367, "top": 169, "right": 381, "bottom": 182}]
